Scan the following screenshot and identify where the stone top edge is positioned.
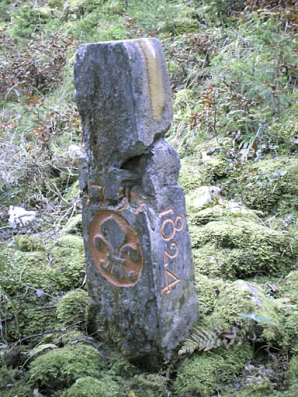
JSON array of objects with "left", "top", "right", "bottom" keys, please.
[{"left": 77, "top": 37, "right": 160, "bottom": 47}]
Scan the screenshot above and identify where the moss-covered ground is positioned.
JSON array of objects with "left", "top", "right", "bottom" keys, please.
[{"left": 1, "top": 0, "right": 298, "bottom": 396}]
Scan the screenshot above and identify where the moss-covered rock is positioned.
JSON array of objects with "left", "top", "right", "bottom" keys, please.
[
  {"left": 14, "top": 235, "right": 46, "bottom": 252},
  {"left": 0, "top": 234, "right": 86, "bottom": 342},
  {"left": 180, "top": 154, "right": 227, "bottom": 193},
  {"left": 28, "top": 344, "right": 104, "bottom": 395},
  {"left": 186, "top": 185, "right": 222, "bottom": 211},
  {"left": 232, "top": 156, "right": 298, "bottom": 215},
  {"left": 192, "top": 278, "right": 281, "bottom": 348},
  {"left": 173, "top": 343, "right": 253, "bottom": 396},
  {"left": 191, "top": 219, "right": 297, "bottom": 278},
  {"left": 179, "top": 157, "right": 204, "bottom": 193},
  {"left": 261, "top": 297, "right": 298, "bottom": 355},
  {"left": 189, "top": 202, "right": 263, "bottom": 226},
  {"left": 56, "top": 289, "right": 88, "bottom": 326},
  {"left": 126, "top": 373, "right": 169, "bottom": 397},
  {"left": 213, "top": 280, "right": 278, "bottom": 326},
  {"left": 62, "top": 376, "right": 120, "bottom": 397},
  {"left": 195, "top": 274, "right": 225, "bottom": 315},
  {"left": 179, "top": 137, "right": 234, "bottom": 193}
]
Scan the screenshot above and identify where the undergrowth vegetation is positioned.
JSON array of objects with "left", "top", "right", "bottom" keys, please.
[{"left": 0, "top": 0, "right": 298, "bottom": 396}]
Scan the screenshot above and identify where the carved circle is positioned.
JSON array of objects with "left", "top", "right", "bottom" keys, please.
[{"left": 89, "top": 210, "right": 143, "bottom": 287}]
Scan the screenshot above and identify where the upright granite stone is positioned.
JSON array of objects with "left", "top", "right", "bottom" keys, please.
[{"left": 74, "top": 38, "right": 199, "bottom": 364}]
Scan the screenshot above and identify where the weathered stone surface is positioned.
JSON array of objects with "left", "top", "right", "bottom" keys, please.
[
  {"left": 74, "top": 38, "right": 198, "bottom": 363},
  {"left": 74, "top": 38, "right": 172, "bottom": 170}
]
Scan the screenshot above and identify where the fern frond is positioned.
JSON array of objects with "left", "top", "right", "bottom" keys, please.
[{"left": 178, "top": 326, "right": 237, "bottom": 355}]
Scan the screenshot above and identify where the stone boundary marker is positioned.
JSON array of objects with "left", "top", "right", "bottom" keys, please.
[{"left": 74, "top": 38, "right": 199, "bottom": 365}]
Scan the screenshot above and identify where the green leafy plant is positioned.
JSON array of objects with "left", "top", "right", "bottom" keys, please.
[
  {"left": 179, "top": 325, "right": 238, "bottom": 355},
  {"left": 0, "top": 0, "right": 14, "bottom": 22},
  {"left": 238, "top": 313, "right": 278, "bottom": 326},
  {"left": 9, "top": 3, "right": 55, "bottom": 39}
]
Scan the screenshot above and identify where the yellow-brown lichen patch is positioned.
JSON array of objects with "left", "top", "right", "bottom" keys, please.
[{"left": 139, "top": 39, "right": 165, "bottom": 121}]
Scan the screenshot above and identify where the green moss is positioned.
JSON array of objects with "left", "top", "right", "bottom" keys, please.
[
  {"left": 179, "top": 158, "right": 204, "bottom": 193},
  {"left": 157, "top": 5, "right": 198, "bottom": 35},
  {"left": 48, "top": 0, "right": 64, "bottom": 8},
  {"left": 193, "top": 278, "right": 284, "bottom": 353},
  {"left": 61, "top": 214, "right": 83, "bottom": 236},
  {"left": 262, "top": 300, "right": 298, "bottom": 354},
  {"left": 195, "top": 274, "right": 225, "bottom": 315},
  {"left": 191, "top": 219, "right": 297, "bottom": 278},
  {"left": 288, "top": 355, "right": 298, "bottom": 387},
  {"left": 56, "top": 289, "right": 88, "bottom": 326},
  {"left": 279, "top": 270, "right": 298, "bottom": 304},
  {"left": 127, "top": 373, "right": 169, "bottom": 397},
  {"left": 158, "top": 16, "right": 198, "bottom": 35},
  {"left": 186, "top": 186, "right": 222, "bottom": 213},
  {"left": 10, "top": 4, "right": 52, "bottom": 38},
  {"left": 181, "top": 155, "right": 227, "bottom": 190},
  {"left": 194, "top": 278, "right": 280, "bottom": 345},
  {"left": 1, "top": 234, "right": 85, "bottom": 293},
  {"left": 38, "top": 329, "right": 94, "bottom": 348},
  {"left": 173, "top": 89, "right": 194, "bottom": 114},
  {"left": 0, "top": 234, "right": 86, "bottom": 342},
  {"left": 87, "top": 304, "right": 128, "bottom": 353},
  {"left": 189, "top": 203, "right": 263, "bottom": 226},
  {"left": 281, "top": 310, "right": 298, "bottom": 354},
  {"left": 267, "top": 103, "right": 298, "bottom": 153},
  {"left": 0, "top": 364, "right": 31, "bottom": 397},
  {"left": 48, "top": 0, "right": 98, "bottom": 10},
  {"left": 232, "top": 156, "right": 298, "bottom": 215},
  {"left": 14, "top": 236, "right": 45, "bottom": 252},
  {"left": 62, "top": 376, "right": 120, "bottom": 397},
  {"left": 213, "top": 280, "right": 278, "bottom": 326},
  {"left": 179, "top": 137, "right": 234, "bottom": 193},
  {"left": 16, "top": 304, "right": 58, "bottom": 342},
  {"left": 173, "top": 343, "right": 253, "bottom": 396},
  {"left": 29, "top": 345, "right": 104, "bottom": 394}
]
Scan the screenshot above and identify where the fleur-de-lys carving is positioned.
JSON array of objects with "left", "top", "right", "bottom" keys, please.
[{"left": 90, "top": 211, "right": 143, "bottom": 287}]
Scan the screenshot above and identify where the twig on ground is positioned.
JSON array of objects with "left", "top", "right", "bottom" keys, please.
[{"left": 13, "top": 321, "right": 84, "bottom": 346}]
